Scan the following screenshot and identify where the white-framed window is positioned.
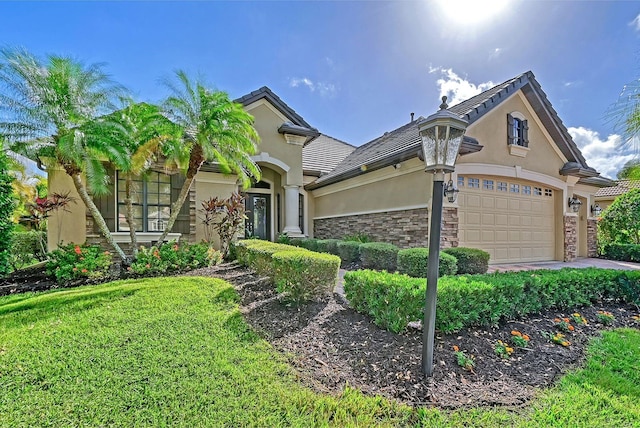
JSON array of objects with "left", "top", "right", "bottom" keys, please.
[
  {"left": 457, "top": 176, "right": 465, "bottom": 187},
  {"left": 117, "top": 171, "right": 172, "bottom": 232},
  {"left": 522, "top": 185, "right": 532, "bottom": 195},
  {"left": 544, "top": 188, "right": 553, "bottom": 197},
  {"left": 468, "top": 178, "right": 480, "bottom": 188},
  {"left": 497, "top": 181, "right": 508, "bottom": 192},
  {"left": 534, "top": 187, "right": 542, "bottom": 196},
  {"left": 483, "top": 179, "right": 494, "bottom": 190},
  {"left": 510, "top": 183, "right": 520, "bottom": 193},
  {"left": 507, "top": 113, "right": 529, "bottom": 147}
]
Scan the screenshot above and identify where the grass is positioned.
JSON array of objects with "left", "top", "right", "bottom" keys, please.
[{"left": 0, "top": 277, "right": 639, "bottom": 427}]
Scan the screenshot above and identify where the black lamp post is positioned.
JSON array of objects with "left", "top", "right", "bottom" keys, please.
[{"left": 418, "top": 96, "right": 468, "bottom": 377}]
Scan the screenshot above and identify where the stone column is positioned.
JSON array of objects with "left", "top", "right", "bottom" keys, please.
[
  {"left": 440, "top": 206, "right": 459, "bottom": 248},
  {"left": 563, "top": 214, "right": 578, "bottom": 262},
  {"left": 283, "top": 185, "right": 303, "bottom": 237},
  {"left": 587, "top": 218, "right": 598, "bottom": 257}
]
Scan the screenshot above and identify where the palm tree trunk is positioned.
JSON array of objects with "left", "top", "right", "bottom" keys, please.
[
  {"left": 70, "top": 173, "right": 128, "bottom": 261},
  {"left": 157, "top": 173, "right": 196, "bottom": 243},
  {"left": 124, "top": 174, "right": 138, "bottom": 256}
]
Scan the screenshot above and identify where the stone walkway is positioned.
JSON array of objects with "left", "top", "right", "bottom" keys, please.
[{"left": 334, "top": 257, "right": 640, "bottom": 297}]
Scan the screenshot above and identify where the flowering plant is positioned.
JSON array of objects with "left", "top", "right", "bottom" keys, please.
[
  {"left": 128, "top": 241, "right": 221, "bottom": 275},
  {"left": 46, "top": 243, "right": 112, "bottom": 283},
  {"left": 571, "top": 312, "right": 588, "bottom": 326},
  {"left": 597, "top": 310, "right": 615, "bottom": 325},
  {"left": 543, "top": 331, "right": 571, "bottom": 347},
  {"left": 553, "top": 317, "right": 575, "bottom": 332},
  {"left": 494, "top": 340, "right": 514, "bottom": 359},
  {"left": 511, "top": 330, "right": 530, "bottom": 348},
  {"left": 452, "top": 345, "right": 475, "bottom": 371}
]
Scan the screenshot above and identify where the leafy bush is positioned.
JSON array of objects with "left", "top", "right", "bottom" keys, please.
[
  {"left": 344, "top": 268, "right": 640, "bottom": 333},
  {"left": 272, "top": 250, "right": 340, "bottom": 304},
  {"left": 235, "top": 240, "right": 298, "bottom": 276},
  {"left": 601, "top": 243, "right": 640, "bottom": 262},
  {"left": 128, "top": 242, "right": 221, "bottom": 276},
  {"left": 199, "top": 192, "right": 246, "bottom": 258},
  {"left": 442, "top": 247, "right": 490, "bottom": 274},
  {"left": 359, "top": 242, "right": 399, "bottom": 271},
  {"left": 9, "top": 230, "right": 47, "bottom": 270},
  {"left": 290, "top": 238, "right": 319, "bottom": 252},
  {"left": 0, "top": 152, "right": 14, "bottom": 276},
  {"left": 46, "top": 243, "right": 113, "bottom": 283},
  {"left": 343, "top": 232, "right": 371, "bottom": 243},
  {"left": 316, "top": 239, "right": 339, "bottom": 254},
  {"left": 337, "top": 241, "right": 361, "bottom": 264},
  {"left": 396, "top": 248, "right": 457, "bottom": 277},
  {"left": 598, "top": 188, "right": 640, "bottom": 245}
]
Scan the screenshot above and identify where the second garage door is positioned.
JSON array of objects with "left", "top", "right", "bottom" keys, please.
[{"left": 457, "top": 176, "right": 556, "bottom": 263}]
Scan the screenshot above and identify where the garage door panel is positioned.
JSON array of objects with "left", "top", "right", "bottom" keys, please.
[{"left": 459, "top": 176, "right": 556, "bottom": 263}]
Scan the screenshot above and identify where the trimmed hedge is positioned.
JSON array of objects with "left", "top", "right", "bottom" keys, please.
[
  {"left": 296, "top": 238, "right": 320, "bottom": 252},
  {"left": 359, "top": 242, "right": 399, "bottom": 271},
  {"left": 273, "top": 250, "right": 340, "bottom": 303},
  {"left": 344, "top": 268, "right": 640, "bottom": 333},
  {"left": 442, "top": 247, "right": 490, "bottom": 274},
  {"left": 316, "top": 239, "right": 340, "bottom": 254},
  {"left": 236, "top": 239, "right": 340, "bottom": 303},
  {"left": 396, "top": 248, "right": 457, "bottom": 277},
  {"left": 337, "top": 241, "right": 361, "bottom": 264},
  {"left": 601, "top": 243, "right": 640, "bottom": 262}
]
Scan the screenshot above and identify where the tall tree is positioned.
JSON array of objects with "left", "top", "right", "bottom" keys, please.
[
  {"left": 0, "top": 48, "right": 130, "bottom": 260},
  {"left": 90, "top": 100, "right": 184, "bottom": 254},
  {"left": 608, "top": 77, "right": 640, "bottom": 177},
  {"left": 157, "top": 71, "right": 261, "bottom": 243},
  {"left": 617, "top": 159, "right": 640, "bottom": 180}
]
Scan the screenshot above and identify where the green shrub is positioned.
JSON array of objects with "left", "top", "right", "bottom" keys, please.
[
  {"left": 601, "top": 243, "right": 640, "bottom": 262},
  {"left": 396, "top": 248, "right": 457, "bottom": 277},
  {"left": 272, "top": 250, "right": 340, "bottom": 304},
  {"left": 359, "top": 242, "right": 399, "bottom": 271},
  {"left": 344, "top": 268, "right": 640, "bottom": 333},
  {"left": 9, "top": 230, "right": 47, "bottom": 270},
  {"left": 295, "top": 238, "right": 320, "bottom": 252},
  {"left": 128, "top": 242, "right": 221, "bottom": 276},
  {"left": 235, "top": 240, "right": 296, "bottom": 276},
  {"left": 316, "top": 239, "right": 339, "bottom": 253},
  {"left": 598, "top": 188, "right": 640, "bottom": 245},
  {"left": 323, "top": 239, "right": 341, "bottom": 256},
  {"left": 442, "top": 247, "right": 490, "bottom": 274},
  {"left": 46, "top": 243, "right": 113, "bottom": 283},
  {"left": 343, "top": 232, "right": 371, "bottom": 243},
  {"left": 337, "top": 241, "right": 362, "bottom": 264},
  {"left": 0, "top": 152, "right": 14, "bottom": 276}
]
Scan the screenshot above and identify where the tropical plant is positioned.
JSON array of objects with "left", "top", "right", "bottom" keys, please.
[
  {"left": 0, "top": 151, "right": 15, "bottom": 275},
  {"left": 599, "top": 188, "right": 640, "bottom": 245},
  {"left": 0, "top": 48, "right": 129, "bottom": 260},
  {"left": 157, "top": 71, "right": 260, "bottom": 243},
  {"left": 28, "top": 192, "right": 77, "bottom": 245},
  {"left": 199, "top": 192, "right": 247, "bottom": 258},
  {"left": 88, "top": 100, "right": 184, "bottom": 255}
]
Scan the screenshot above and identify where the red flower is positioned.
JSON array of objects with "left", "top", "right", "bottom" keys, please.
[
  {"left": 74, "top": 245, "right": 82, "bottom": 255},
  {"left": 81, "top": 269, "right": 88, "bottom": 273}
]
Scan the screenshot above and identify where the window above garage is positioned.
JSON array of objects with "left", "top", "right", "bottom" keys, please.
[{"left": 507, "top": 112, "right": 530, "bottom": 158}]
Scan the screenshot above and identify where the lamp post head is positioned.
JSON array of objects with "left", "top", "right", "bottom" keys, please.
[{"left": 418, "top": 96, "right": 468, "bottom": 174}]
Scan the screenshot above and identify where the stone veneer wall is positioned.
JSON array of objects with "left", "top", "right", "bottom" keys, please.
[
  {"left": 314, "top": 207, "right": 460, "bottom": 249},
  {"left": 563, "top": 214, "right": 577, "bottom": 262},
  {"left": 85, "top": 187, "right": 197, "bottom": 256},
  {"left": 587, "top": 218, "right": 598, "bottom": 258}
]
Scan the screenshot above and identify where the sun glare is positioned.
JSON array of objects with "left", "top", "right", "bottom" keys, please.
[{"left": 435, "top": 0, "right": 509, "bottom": 25}]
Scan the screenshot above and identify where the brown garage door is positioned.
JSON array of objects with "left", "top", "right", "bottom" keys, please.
[{"left": 458, "top": 176, "right": 555, "bottom": 263}]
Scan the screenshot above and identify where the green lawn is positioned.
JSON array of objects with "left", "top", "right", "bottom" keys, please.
[{"left": 0, "top": 277, "right": 638, "bottom": 427}]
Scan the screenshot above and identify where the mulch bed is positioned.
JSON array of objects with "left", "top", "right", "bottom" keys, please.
[{"left": 4, "top": 263, "right": 639, "bottom": 409}]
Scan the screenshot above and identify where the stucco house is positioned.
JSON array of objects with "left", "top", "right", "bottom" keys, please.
[{"left": 47, "top": 71, "right": 613, "bottom": 264}]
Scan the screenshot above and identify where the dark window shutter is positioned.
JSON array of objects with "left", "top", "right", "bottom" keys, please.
[
  {"left": 171, "top": 174, "right": 191, "bottom": 236},
  {"left": 93, "top": 167, "right": 116, "bottom": 233},
  {"left": 507, "top": 114, "right": 515, "bottom": 145},
  {"left": 522, "top": 120, "right": 529, "bottom": 147}
]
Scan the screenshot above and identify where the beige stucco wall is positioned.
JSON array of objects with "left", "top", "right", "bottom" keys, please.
[
  {"left": 194, "top": 172, "right": 239, "bottom": 248},
  {"left": 312, "top": 157, "right": 433, "bottom": 220},
  {"left": 460, "top": 92, "right": 567, "bottom": 180},
  {"left": 47, "top": 167, "right": 87, "bottom": 250},
  {"left": 245, "top": 101, "right": 304, "bottom": 186}
]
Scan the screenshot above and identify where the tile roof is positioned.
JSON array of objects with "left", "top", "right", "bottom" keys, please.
[
  {"left": 594, "top": 180, "right": 640, "bottom": 197},
  {"left": 308, "top": 71, "right": 600, "bottom": 189},
  {"left": 302, "top": 134, "right": 355, "bottom": 175}
]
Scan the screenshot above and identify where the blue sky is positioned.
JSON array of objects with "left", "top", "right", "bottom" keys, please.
[{"left": 2, "top": 1, "right": 639, "bottom": 178}]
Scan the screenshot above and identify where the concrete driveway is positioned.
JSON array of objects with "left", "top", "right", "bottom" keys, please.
[{"left": 487, "top": 257, "right": 640, "bottom": 273}]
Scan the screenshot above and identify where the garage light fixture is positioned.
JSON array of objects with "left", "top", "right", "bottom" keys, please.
[
  {"left": 418, "top": 96, "right": 468, "bottom": 378},
  {"left": 591, "top": 204, "right": 602, "bottom": 216},
  {"left": 568, "top": 195, "right": 582, "bottom": 212},
  {"left": 444, "top": 179, "right": 459, "bottom": 203}
]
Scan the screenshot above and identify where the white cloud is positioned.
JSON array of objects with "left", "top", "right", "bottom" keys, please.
[
  {"left": 288, "top": 77, "right": 337, "bottom": 98},
  {"left": 568, "top": 126, "right": 637, "bottom": 179},
  {"left": 563, "top": 80, "right": 581, "bottom": 88},
  {"left": 631, "top": 13, "right": 640, "bottom": 31},
  {"left": 430, "top": 67, "right": 495, "bottom": 105},
  {"left": 489, "top": 48, "right": 502, "bottom": 60}
]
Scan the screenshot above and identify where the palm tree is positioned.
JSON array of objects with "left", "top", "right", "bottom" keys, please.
[
  {"left": 157, "top": 71, "right": 261, "bottom": 243},
  {"left": 0, "top": 48, "right": 130, "bottom": 260},
  {"left": 90, "top": 100, "right": 184, "bottom": 254},
  {"left": 608, "top": 77, "right": 640, "bottom": 178}
]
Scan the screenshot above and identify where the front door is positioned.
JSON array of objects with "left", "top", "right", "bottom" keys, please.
[{"left": 245, "top": 193, "right": 271, "bottom": 240}]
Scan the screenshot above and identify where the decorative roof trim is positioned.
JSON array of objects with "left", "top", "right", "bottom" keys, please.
[{"left": 235, "top": 86, "right": 316, "bottom": 130}]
